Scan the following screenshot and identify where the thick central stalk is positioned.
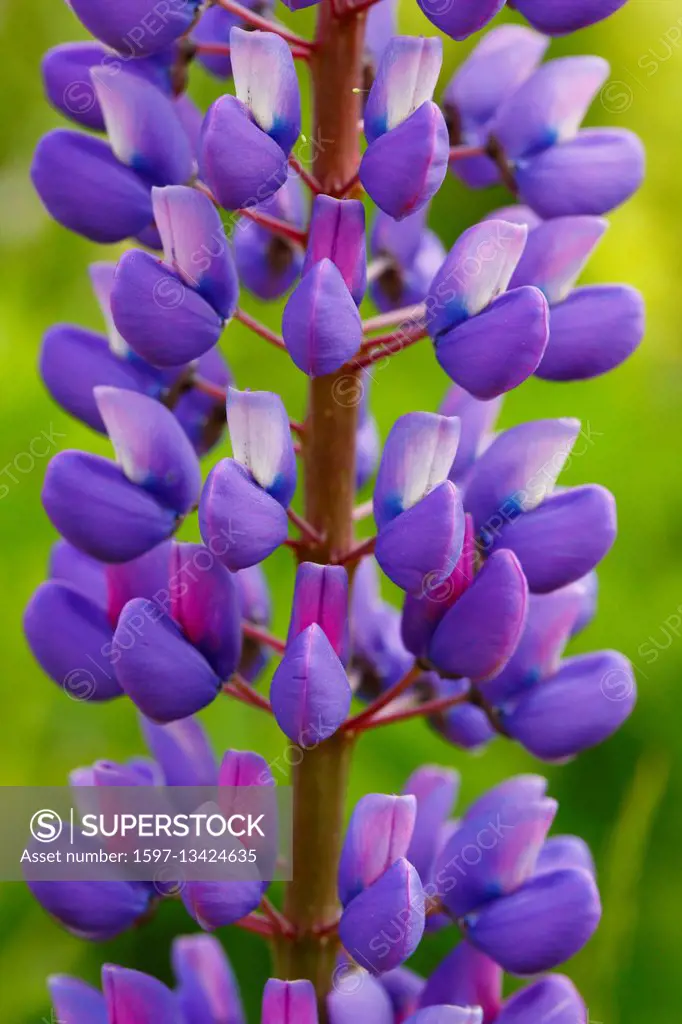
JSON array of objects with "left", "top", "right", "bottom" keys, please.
[{"left": 278, "top": 2, "right": 366, "bottom": 1014}]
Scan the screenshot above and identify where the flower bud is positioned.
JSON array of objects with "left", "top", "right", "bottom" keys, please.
[
  {"left": 173, "top": 934, "right": 246, "bottom": 1024},
  {"left": 338, "top": 793, "right": 417, "bottom": 906}
]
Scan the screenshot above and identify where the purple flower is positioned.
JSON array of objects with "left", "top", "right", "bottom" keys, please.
[
  {"left": 509, "top": 215, "right": 645, "bottom": 380},
  {"left": 199, "top": 388, "right": 295, "bottom": 570},
  {"left": 370, "top": 207, "right": 446, "bottom": 313},
  {"left": 68, "top": 0, "right": 200, "bottom": 56},
  {"left": 262, "top": 979, "right": 318, "bottom": 1023},
  {"left": 442, "top": 25, "right": 548, "bottom": 189},
  {"left": 338, "top": 793, "right": 417, "bottom": 905},
  {"left": 360, "top": 38, "right": 449, "bottom": 219},
  {"left": 112, "top": 185, "right": 238, "bottom": 367},
  {"left": 491, "top": 56, "right": 644, "bottom": 217},
  {"left": 426, "top": 219, "right": 549, "bottom": 399},
  {"left": 201, "top": 28, "right": 300, "bottom": 209}
]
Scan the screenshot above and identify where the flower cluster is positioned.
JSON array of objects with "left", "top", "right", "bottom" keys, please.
[{"left": 27, "top": 0, "right": 642, "bottom": 1020}]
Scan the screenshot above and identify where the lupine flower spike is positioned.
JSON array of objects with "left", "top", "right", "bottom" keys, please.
[{"left": 29, "top": 0, "right": 641, "bottom": 1018}]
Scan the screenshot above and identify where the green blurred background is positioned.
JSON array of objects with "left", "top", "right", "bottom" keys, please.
[{"left": 1, "top": 0, "right": 680, "bottom": 1019}]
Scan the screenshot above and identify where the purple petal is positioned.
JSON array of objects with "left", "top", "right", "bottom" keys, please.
[
  {"left": 199, "top": 459, "right": 289, "bottom": 571},
  {"left": 288, "top": 563, "right": 349, "bottom": 660},
  {"left": 201, "top": 95, "right": 289, "bottom": 210},
  {"left": 371, "top": 206, "right": 426, "bottom": 268},
  {"left": 270, "top": 624, "right": 352, "bottom": 745},
  {"left": 42, "top": 42, "right": 108, "bottom": 131},
  {"left": 465, "top": 775, "right": 548, "bottom": 821},
  {"left": 401, "top": 514, "right": 476, "bottom": 660},
  {"left": 192, "top": 6, "right": 238, "bottom": 78},
  {"left": 153, "top": 185, "right": 238, "bottom": 319},
  {"left": 464, "top": 868, "right": 601, "bottom": 974},
  {"left": 380, "top": 967, "right": 424, "bottom": 1020},
  {"left": 375, "top": 481, "right": 465, "bottom": 596},
  {"left": 415, "top": 0, "right": 504, "bottom": 41},
  {"left": 68, "top": 0, "right": 199, "bottom": 56},
  {"left": 31, "top": 129, "right": 153, "bottom": 244},
  {"left": 261, "top": 979, "right": 318, "bottom": 1024},
  {"left": 374, "top": 413, "right": 461, "bottom": 531},
  {"left": 173, "top": 934, "right": 246, "bottom": 1024},
  {"left": 237, "top": 564, "right": 272, "bottom": 626},
  {"left": 431, "top": 698, "right": 495, "bottom": 752},
  {"left": 463, "top": 417, "right": 581, "bottom": 533},
  {"left": 536, "top": 835, "right": 595, "bottom": 878},
  {"left": 24, "top": 581, "right": 120, "bottom": 700},
  {"left": 339, "top": 793, "right": 417, "bottom": 906},
  {"left": 49, "top": 975, "right": 107, "bottom": 1024},
  {"left": 436, "top": 795, "right": 557, "bottom": 918},
  {"left": 537, "top": 284, "right": 645, "bottom": 381},
  {"left": 439, "top": 387, "right": 502, "bottom": 483},
  {"left": 485, "top": 204, "right": 541, "bottom": 229},
  {"left": 106, "top": 541, "right": 172, "bottom": 624},
  {"left": 327, "top": 970, "right": 393, "bottom": 1024},
  {"left": 50, "top": 539, "right": 107, "bottom": 606},
  {"left": 493, "top": 57, "right": 609, "bottom": 161},
  {"left": 141, "top": 715, "right": 218, "bottom": 787},
  {"left": 370, "top": 228, "right": 445, "bottom": 313},
  {"left": 89, "top": 261, "right": 130, "bottom": 357},
  {"left": 95, "top": 386, "right": 201, "bottom": 515},
  {"left": 339, "top": 858, "right": 425, "bottom": 975},
  {"left": 234, "top": 217, "right": 304, "bottom": 301},
  {"left": 405, "top": 1010, "right": 483, "bottom": 1024},
  {"left": 496, "top": 975, "right": 586, "bottom": 1024},
  {"left": 227, "top": 387, "right": 297, "bottom": 506},
  {"left": 365, "top": 0, "right": 398, "bottom": 69},
  {"left": 283, "top": 259, "right": 362, "bottom": 376},
  {"left": 91, "top": 67, "right": 194, "bottom": 186},
  {"left": 173, "top": 346, "right": 232, "bottom": 456},
  {"left": 169, "top": 542, "right": 242, "bottom": 680},
  {"left": 403, "top": 766, "right": 459, "bottom": 883},
  {"left": 435, "top": 286, "right": 549, "bottom": 400},
  {"left": 182, "top": 879, "right": 264, "bottom": 930},
  {"left": 365, "top": 36, "right": 442, "bottom": 143},
  {"left": 28, "top": 878, "right": 150, "bottom": 941},
  {"left": 114, "top": 598, "right": 221, "bottom": 721},
  {"left": 483, "top": 586, "right": 586, "bottom": 707},
  {"left": 429, "top": 550, "right": 528, "bottom": 681},
  {"left": 230, "top": 27, "right": 301, "bottom": 154},
  {"left": 510, "top": 216, "right": 607, "bottom": 305},
  {"left": 43, "top": 452, "right": 177, "bottom": 563},
  {"left": 444, "top": 26, "right": 548, "bottom": 131},
  {"left": 350, "top": 559, "right": 414, "bottom": 695},
  {"left": 40, "top": 325, "right": 164, "bottom": 433},
  {"left": 219, "top": 749, "right": 274, "bottom": 788},
  {"left": 427, "top": 220, "right": 528, "bottom": 339},
  {"left": 103, "top": 965, "right": 182, "bottom": 1023},
  {"left": 515, "top": 0, "right": 628, "bottom": 34},
  {"left": 419, "top": 942, "right": 501, "bottom": 1021},
  {"left": 361, "top": 102, "right": 448, "bottom": 221},
  {"left": 111, "top": 249, "right": 223, "bottom": 368},
  {"left": 504, "top": 650, "right": 636, "bottom": 760},
  {"left": 493, "top": 484, "right": 617, "bottom": 594},
  {"left": 304, "top": 196, "right": 367, "bottom": 304},
  {"left": 517, "top": 128, "right": 645, "bottom": 218}
]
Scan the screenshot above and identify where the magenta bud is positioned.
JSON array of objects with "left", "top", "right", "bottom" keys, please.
[{"left": 338, "top": 793, "right": 417, "bottom": 906}]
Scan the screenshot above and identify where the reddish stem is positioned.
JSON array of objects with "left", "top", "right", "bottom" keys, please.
[
  {"left": 333, "top": 171, "right": 361, "bottom": 199},
  {"left": 235, "top": 308, "right": 287, "bottom": 351},
  {"left": 288, "top": 508, "right": 325, "bottom": 546},
  {"left": 235, "top": 912, "right": 275, "bottom": 938},
  {"left": 362, "top": 304, "right": 426, "bottom": 336},
  {"left": 242, "top": 622, "right": 287, "bottom": 654},
  {"left": 261, "top": 896, "right": 296, "bottom": 937},
  {"left": 334, "top": 534, "right": 376, "bottom": 567},
  {"left": 289, "top": 154, "right": 324, "bottom": 194},
  {"left": 352, "top": 327, "right": 427, "bottom": 369},
  {"left": 449, "top": 144, "right": 486, "bottom": 160},
  {"left": 344, "top": 663, "right": 422, "bottom": 732},
  {"left": 192, "top": 375, "right": 227, "bottom": 402},
  {"left": 214, "top": 0, "right": 314, "bottom": 49},
  {"left": 358, "top": 690, "right": 470, "bottom": 731},
  {"left": 238, "top": 207, "right": 308, "bottom": 247},
  {"left": 223, "top": 678, "right": 273, "bottom": 714}
]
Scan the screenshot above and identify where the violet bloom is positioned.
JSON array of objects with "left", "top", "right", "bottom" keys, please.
[
  {"left": 283, "top": 194, "right": 365, "bottom": 375},
  {"left": 426, "top": 219, "right": 549, "bottom": 399},
  {"left": 508, "top": 214, "right": 645, "bottom": 380},
  {"left": 193, "top": 0, "right": 275, "bottom": 78},
  {"left": 417, "top": 0, "right": 628, "bottom": 39},
  {"left": 442, "top": 25, "right": 548, "bottom": 189},
  {"left": 199, "top": 387, "right": 296, "bottom": 571},
  {"left": 490, "top": 55, "right": 645, "bottom": 218},
  {"left": 112, "top": 185, "right": 238, "bottom": 367},
  {"left": 201, "top": 28, "right": 301, "bottom": 209},
  {"left": 361, "top": 37, "right": 449, "bottom": 220},
  {"left": 32, "top": 67, "right": 196, "bottom": 243}
]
